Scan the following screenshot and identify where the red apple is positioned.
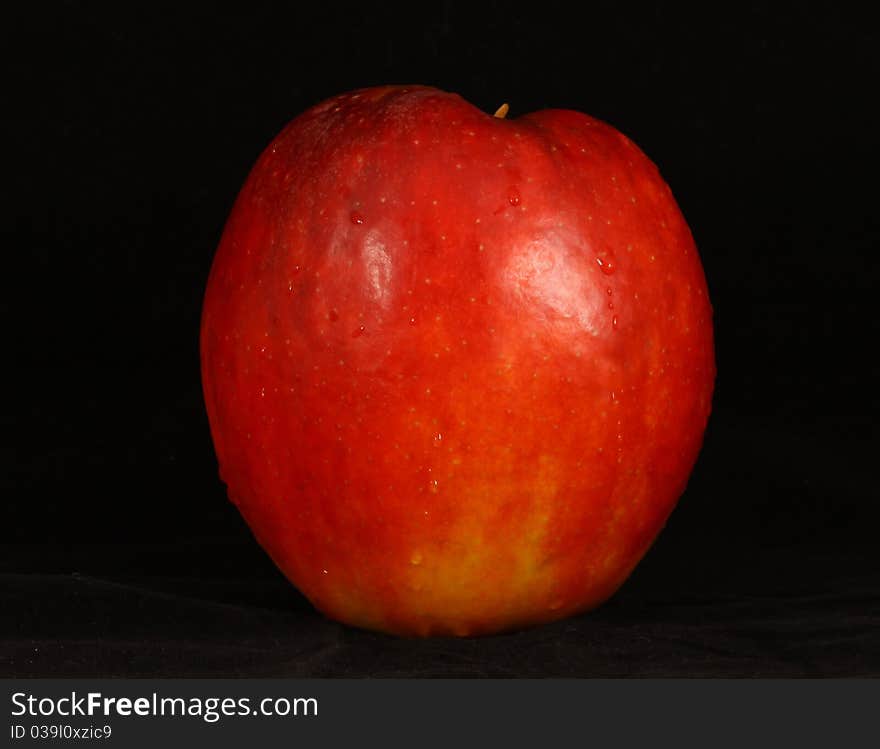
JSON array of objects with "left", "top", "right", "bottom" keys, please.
[{"left": 200, "top": 85, "right": 715, "bottom": 636}]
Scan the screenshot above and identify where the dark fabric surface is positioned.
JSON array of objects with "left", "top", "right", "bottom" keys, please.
[{"left": 3, "top": 543, "right": 876, "bottom": 678}]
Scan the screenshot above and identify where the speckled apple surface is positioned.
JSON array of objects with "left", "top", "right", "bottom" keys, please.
[{"left": 200, "top": 85, "right": 715, "bottom": 636}]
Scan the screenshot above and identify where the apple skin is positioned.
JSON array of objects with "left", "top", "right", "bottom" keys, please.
[{"left": 200, "top": 85, "right": 715, "bottom": 637}]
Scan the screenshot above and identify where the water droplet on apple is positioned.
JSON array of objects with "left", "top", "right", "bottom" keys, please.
[
  {"left": 352, "top": 325, "right": 366, "bottom": 338},
  {"left": 612, "top": 315, "right": 619, "bottom": 330},
  {"left": 508, "top": 188, "right": 521, "bottom": 206},
  {"left": 596, "top": 255, "right": 616, "bottom": 275},
  {"left": 433, "top": 433, "right": 443, "bottom": 446},
  {"left": 410, "top": 551, "right": 423, "bottom": 565},
  {"left": 328, "top": 309, "right": 339, "bottom": 322},
  {"left": 350, "top": 211, "right": 365, "bottom": 225}
]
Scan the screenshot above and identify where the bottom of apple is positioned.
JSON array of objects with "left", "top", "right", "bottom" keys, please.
[{"left": 298, "top": 558, "right": 644, "bottom": 638}]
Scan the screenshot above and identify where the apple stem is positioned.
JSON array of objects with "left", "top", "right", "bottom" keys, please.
[{"left": 493, "top": 103, "right": 510, "bottom": 119}]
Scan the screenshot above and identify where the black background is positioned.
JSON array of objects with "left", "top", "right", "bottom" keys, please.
[{"left": 3, "top": 3, "right": 878, "bottom": 676}]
